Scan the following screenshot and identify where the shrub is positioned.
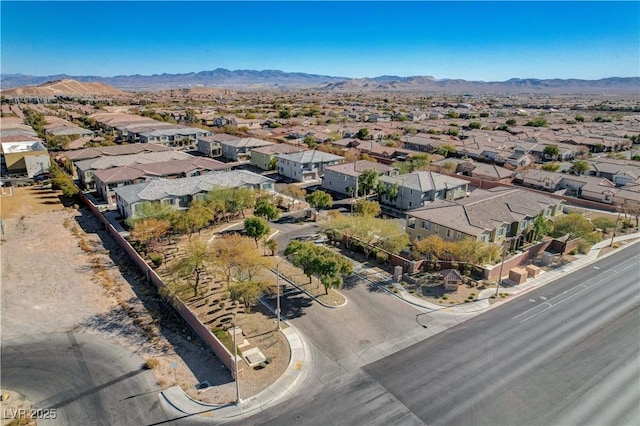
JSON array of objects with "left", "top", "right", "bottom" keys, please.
[
  {"left": 375, "top": 251, "right": 389, "bottom": 263},
  {"left": 212, "top": 328, "right": 243, "bottom": 357},
  {"left": 149, "top": 252, "right": 163, "bottom": 268},
  {"left": 145, "top": 358, "right": 161, "bottom": 370},
  {"left": 592, "top": 217, "right": 616, "bottom": 233}
]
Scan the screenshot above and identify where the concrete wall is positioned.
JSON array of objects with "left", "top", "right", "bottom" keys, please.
[{"left": 78, "top": 191, "right": 240, "bottom": 373}]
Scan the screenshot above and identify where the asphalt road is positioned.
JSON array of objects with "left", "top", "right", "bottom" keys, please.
[
  {"left": 244, "top": 244, "right": 640, "bottom": 426},
  {"left": 1, "top": 333, "right": 169, "bottom": 426}
]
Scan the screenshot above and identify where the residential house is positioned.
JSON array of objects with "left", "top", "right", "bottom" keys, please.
[
  {"left": 405, "top": 187, "right": 564, "bottom": 246},
  {"left": 321, "top": 160, "right": 399, "bottom": 196},
  {"left": 94, "top": 157, "right": 230, "bottom": 206},
  {"left": 114, "top": 170, "right": 275, "bottom": 220},
  {"left": 229, "top": 117, "right": 263, "bottom": 130},
  {"left": 588, "top": 158, "right": 640, "bottom": 186},
  {"left": 378, "top": 171, "right": 470, "bottom": 211},
  {"left": 220, "top": 137, "right": 273, "bottom": 161},
  {"left": 277, "top": 150, "right": 344, "bottom": 182},
  {"left": 61, "top": 143, "right": 171, "bottom": 177},
  {"left": 75, "top": 150, "right": 192, "bottom": 190},
  {"left": 0, "top": 140, "right": 50, "bottom": 177},
  {"left": 250, "top": 143, "right": 305, "bottom": 171}
]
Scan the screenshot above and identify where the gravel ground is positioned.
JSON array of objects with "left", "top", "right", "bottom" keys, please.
[{"left": 0, "top": 187, "right": 239, "bottom": 404}]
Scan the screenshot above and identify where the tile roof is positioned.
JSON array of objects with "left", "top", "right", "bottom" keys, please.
[
  {"left": 408, "top": 187, "right": 562, "bottom": 236},
  {"left": 75, "top": 150, "right": 192, "bottom": 172},
  {"left": 379, "top": 171, "right": 470, "bottom": 192},
  {"left": 64, "top": 143, "right": 171, "bottom": 161},
  {"left": 251, "top": 143, "right": 305, "bottom": 155},
  {"left": 277, "top": 150, "right": 344, "bottom": 163},
  {"left": 114, "top": 170, "right": 274, "bottom": 205},
  {"left": 324, "top": 160, "right": 395, "bottom": 177},
  {"left": 93, "top": 157, "right": 229, "bottom": 183}
]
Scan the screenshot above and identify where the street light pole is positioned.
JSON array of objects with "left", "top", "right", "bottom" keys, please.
[
  {"left": 233, "top": 313, "right": 241, "bottom": 404},
  {"left": 276, "top": 260, "right": 282, "bottom": 331}
]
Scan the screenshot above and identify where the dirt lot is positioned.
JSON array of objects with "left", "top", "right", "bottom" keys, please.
[{"left": 0, "top": 187, "right": 287, "bottom": 405}]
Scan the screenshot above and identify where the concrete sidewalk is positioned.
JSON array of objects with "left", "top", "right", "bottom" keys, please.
[
  {"left": 377, "top": 232, "right": 640, "bottom": 315},
  {"left": 158, "top": 232, "right": 638, "bottom": 421},
  {"left": 159, "top": 324, "right": 311, "bottom": 422}
]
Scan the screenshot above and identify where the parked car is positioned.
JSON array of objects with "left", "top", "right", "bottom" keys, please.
[{"left": 34, "top": 174, "right": 51, "bottom": 182}]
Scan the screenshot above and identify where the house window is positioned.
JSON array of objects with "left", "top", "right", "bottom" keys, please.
[
  {"left": 446, "top": 229, "right": 452, "bottom": 238},
  {"left": 407, "top": 218, "right": 416, "bottom": 229},
  {"left": 456, "top": 232, "right": 461, "bottom": 238},
  {"left": 421, "top": 220, "right": 430, "bottom": 230},
  {"left": 434, "top": 225, "right": 439, "bottom": 232},
  {"left": 498, "top": 227, "right": 505, "bottom": 236},
  {"left": 544, "top": 208, "right": 551, "bottom": 217}
]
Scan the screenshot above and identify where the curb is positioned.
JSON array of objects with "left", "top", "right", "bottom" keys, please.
[
  {"left": 274, "top": 270, "right": 348, "bottom": 309},
  {"left": 159, "top": 307, "right": 312, "bottom": 421}
]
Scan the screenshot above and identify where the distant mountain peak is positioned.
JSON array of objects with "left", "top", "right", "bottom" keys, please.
[{"left": 1, "top": 69, "right": 638, "bottom": 95}]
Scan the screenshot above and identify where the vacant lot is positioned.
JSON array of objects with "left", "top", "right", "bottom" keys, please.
[{"left": 1, "top": 188, "right": 238, "bottom": 404}]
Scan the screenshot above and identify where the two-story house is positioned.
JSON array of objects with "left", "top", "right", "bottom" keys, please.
[
  {"left": 114, "top": 170, "right": 275, "bottom": 220},
  {"left": 94, "top": 157, "right": 230, "bottom": 207},
  {"left": 220, "top": 137, "right": 273, "bottom": 161},
  {"left": 378, "top": 171, "right": 470, "bottom": 211},
  {"left": 321, "top": 160, "right": 399, "bottom": 196},
  {"left": 250, "top": 143, "right": 305, "bottom": 171},
  {"left": 406, "top": 187, "right": 565, "bottom": 248},
  {"left": 277, "top": 150, "right": 344, "bottom": 182}
]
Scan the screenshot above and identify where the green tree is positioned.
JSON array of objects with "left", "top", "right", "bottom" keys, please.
[
  {"left": 209, "top": 234, "right": 262, "bottom": 289},
  {"left": 49, "top": 161, "right": 78, "bottom": 198},
  {"left": 279, "top": 108, "right": 292, "bottom": 119},
  {"left": 281, "top": 184, "right": 306, "bottom": 210},
  {"left": 303, "top": 135, "right": 318, "bottom": 148},
  {"left": 353, "top": 199, "right": 381, "bottom": 217},
  {"left": 130, "top": 218, "right": 171, "bottom": 252},
  {"left": 505, "top": 118, "right": 517, "bottom": 126},
  {"left": 436, "top": 144, "right": 457, "bottom": 158},
  {"left": 592, "top": 217, "right": 616, "bottom": 234},
  {"left": 284, "top": 241, "right": 353, "bottom": 293},
  {"left": 264, "top": 238, "right": 278, "bottom": 256},
  {"left": 543, "top": 145, "right": 560, "bottom": 160},
  {"left": 228, "top": 281, "right": 266, "bottom": 310},
  {"left": 533, "top": 216, "right": 553, "bottom": 241},
  {"left": 441, "top": 161, "right": 457, "bottom": 173},
  {"left": 525, "top": 117, "right": 548, "bottom": 127},
  {"left": 254, "top": 196, "right": 280, "bottom": 221},
  {"left": 357, "top": 168, "right": 379, "bottom": 197},
  {"left": 126, "top": 201, "right": 176, "bottom": 226},
  {"left": 541, "top": 163, "right": 560, "bottom": 172},
  {"left": 244, "top": 217, "right": 271, "bottom": 248},
  {"left": 169, "top": 238, "right": 209, "bottom": 297},
  {"left": 305, "top": 190, "right": 333, "bottom": 213},
  {"left": 323, "top": 214, "right": 408, "bottom": 259},
  {"left": 468, "top": 121, "right": 482, "bottom": 129},
  {"left": 173, "top": 200, "right": 212, "bottom": 239},
  {"left": 552, "top": 213, "right": 594, "bottom": 252},
  {"left": 569, "top": 160, "right": 590, "bottom": 175},
  {"left": 356, "top": 128, "right": 370, "bottom": 140}
]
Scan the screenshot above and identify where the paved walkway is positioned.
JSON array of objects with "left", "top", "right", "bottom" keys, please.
[{"left": 159, "top": 232, "right": 639, "bottom": 422}]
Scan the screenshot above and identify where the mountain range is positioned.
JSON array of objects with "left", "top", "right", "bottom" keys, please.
[{"left": 1, "top": 68, "right": 638, "bottom": 95}]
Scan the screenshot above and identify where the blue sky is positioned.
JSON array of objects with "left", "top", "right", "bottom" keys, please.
[{"left": 2, "top": 1, "right": 639, "bottom": 81}]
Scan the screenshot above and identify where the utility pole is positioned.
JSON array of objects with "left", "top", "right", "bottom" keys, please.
[{"left": 610, "top": 206, "right": 622, "bottom": 247}]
